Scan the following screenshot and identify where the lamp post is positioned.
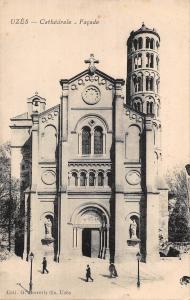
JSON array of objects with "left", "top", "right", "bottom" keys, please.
[
  {"left": 29, "top": 252, "right": 34, "bottom": 294},
  {"left": 136, "top": 252, "right": 141, "bottom": 288}
]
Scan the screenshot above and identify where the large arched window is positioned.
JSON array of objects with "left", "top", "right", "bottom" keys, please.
[
  {"left": 98, "top": 172, "right": 104, "bottom": 186},
  {"left": 94, "top": 127, "right": 103, "bottom": 154},
  {"left": 82, "top": 126, "right": 91, "bottom": 155}
]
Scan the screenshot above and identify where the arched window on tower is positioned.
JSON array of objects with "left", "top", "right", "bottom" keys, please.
[
  {"left": 82, "top": 126, "right": 91, "bottom": 155},
  {"left": 146, "top": 76, "right": 154, "bottom": 91},
  {"left": 146, "top": 101, "right": 154, "bottom": 114},
  {"left": 136, "top": 102, "right": 141, "bottom": 112},
  {"left": 89, "top": 172, "right": 95, "bottom": 186},
  {"left": 150, "top": 102, "right": 153, "bottom": 114},
  {"left": 146, "top": 37, "right": 150, "bottom": 48},
  {"left": 134, "top": 39, "right": 138, "bottom": 50},
  {"left": 150, "top": 77, "right": 154, "bottom": 91},
  {"left": 137, "top": 77, "right": 142, "bottom": 92},
  {"left": 80, "top": 172, "right": 87, "bottom": 186},
  {"left": 138, "top": 37, "right": 143, "bottom": 49},
  {"left": 146, "top": 53, "right": 150, "bottom": 67},
  {"left": 150, "top": 54, "right": 154, "bottom": 68},
  {"left": 137, "top": 54, "right": 142, "bottom": 68},
  {"left": 146, "top": 102, "right": 150, "bottom": 114},
  {"left": 156, "top": 56, "right": 159, "bottom": 70},
  {"left": 150, "top": 38, "right": 154, "bottom": 49},
  {"left": 134, "top": 56, "right": 138, "bottom": 69},
  {"left": 98, "top": 172, "right": 104, "bottom": 186},
  {"left": 94, "top": 126, "right": 103, "bottom": 154}
]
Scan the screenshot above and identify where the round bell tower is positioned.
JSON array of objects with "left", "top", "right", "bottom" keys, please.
[{"left": 126, "top": 23, "right": 160, "bottom": 119}]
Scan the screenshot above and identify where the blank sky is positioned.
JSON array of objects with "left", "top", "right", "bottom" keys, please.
[{"left": 0, "top": 0, "right": 189, "bottom": 173}]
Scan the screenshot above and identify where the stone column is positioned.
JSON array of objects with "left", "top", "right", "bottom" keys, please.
[
  {"left": 59, "top": 80, "right": 70, "bottom": 261},
  {"left": 91, "top": 132, "right": 94, "bottom": 155},
  {"left": 104, "top": 226, "right": 110, "bottom": 260},
  {"left": 145, "top": 116, "right": 159, "bottom": 262},
  {"left": 114, "top": 79, "right": 125, "bottom": 262},
  {"left": 103, "top": 132, "right": 106, "bottom": 155}
]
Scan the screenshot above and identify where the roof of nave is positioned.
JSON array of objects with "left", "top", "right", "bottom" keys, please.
[
  {"left": 39, "top": 104, "right": 59, "bottom": 117},
  {"left": 129, "top": 23, "right": 160, "bottom": 40},
  {"left": 10, "top": 112, "right": 30, "bottom": 121}
]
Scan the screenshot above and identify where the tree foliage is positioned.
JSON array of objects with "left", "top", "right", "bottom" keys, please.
[
  {"left": 166, "top": 166, "right": 190, "bottom": 242},
  {"left": 0, "top": 142, "right": 20, "bottom": 251}
]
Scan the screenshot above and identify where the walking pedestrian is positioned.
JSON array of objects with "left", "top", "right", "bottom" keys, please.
[
  {"left": 42, "top": 257, "right": 49, "bottom": 274},
  {"left": 109, "top": 263, "right": 118, "bottom": 278},
  {"left": 86, "top": 264, "right": 94, "bottom": 282}
]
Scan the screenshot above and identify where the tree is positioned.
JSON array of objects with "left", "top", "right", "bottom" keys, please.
[
  {"left": 0, "top": 142, "right": 20, "bottom": 252},
  {"left": 166, "top": 166, "right": 190, "bottom": 242}
]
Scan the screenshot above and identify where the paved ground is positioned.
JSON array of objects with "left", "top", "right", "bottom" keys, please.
[{"left": 0, "top": 254, "right": 190, "bottom": 300}]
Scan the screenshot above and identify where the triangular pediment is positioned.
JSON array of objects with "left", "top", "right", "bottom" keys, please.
[{"left": 60, "top": 68, "right": 116, "bottom": 86}]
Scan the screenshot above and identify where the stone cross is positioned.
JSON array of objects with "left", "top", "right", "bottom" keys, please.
[{"left": 84, "top": 54, "right": 99, "bottom": 74}]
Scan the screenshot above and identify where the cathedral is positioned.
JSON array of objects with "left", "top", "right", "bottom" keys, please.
[{"left": 10, "top": 24, "right": 168, "bottom": 263}]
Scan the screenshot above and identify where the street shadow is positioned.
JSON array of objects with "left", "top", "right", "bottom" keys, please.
[
  {"left": 17, "top": 283, "right": 29, "bottom": 294},
  {"left": 100, "top": 274, "right": 113, "bottom": 279},
  {"left": 37, "top": 269, "right": 43, "bottom": 274},
  {"left": 78, "top": 277, "right": 87, "bottom": 282}
]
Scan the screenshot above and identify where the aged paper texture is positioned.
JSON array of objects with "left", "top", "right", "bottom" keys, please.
[{"left": 0, "top": 0, "right": 190, "bottom": 300}]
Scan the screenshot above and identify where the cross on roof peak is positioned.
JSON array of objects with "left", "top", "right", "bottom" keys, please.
[{"left": 84, "top": 54, "right": 99, "bottom": 75}]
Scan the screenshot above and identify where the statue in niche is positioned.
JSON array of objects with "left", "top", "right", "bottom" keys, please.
[
  {"left": 44, "top": 216, "right": 53, "bottom": 239},
  {"left": 129, "top": 219, "right": 138, "bottom": 240}
]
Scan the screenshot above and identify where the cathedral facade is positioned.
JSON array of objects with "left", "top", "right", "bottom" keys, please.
[{"left": 10, "top": 24, "right": 168, "bottom": 263}]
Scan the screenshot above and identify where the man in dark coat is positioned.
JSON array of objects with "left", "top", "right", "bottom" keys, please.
[
  {"left": 86, "top": 264, "right": 93, "bottom": 282},
  {"left": 42, "top": 257, "right": 49, "bottom": 274},
  {"left": 109, "top": 263, "right": 118, "bottom": 278}
]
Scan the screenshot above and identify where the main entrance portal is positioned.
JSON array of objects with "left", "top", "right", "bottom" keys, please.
[
  {"left": 72, "top": 205, "right": 110, "bottom": 260},
  {"left": 82, "top": 228, "right": 100, "bottom": 257}
]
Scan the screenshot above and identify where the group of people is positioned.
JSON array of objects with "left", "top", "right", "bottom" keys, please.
[
  {"left": 41, "top": 257, "right": 118, "bottom": 281},
  {"left": 86, "top": 262, "right": 118, "bottom": 282}
]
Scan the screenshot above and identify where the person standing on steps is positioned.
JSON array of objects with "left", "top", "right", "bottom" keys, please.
[
  {"left": 86, "top": 264, "right": 94, "bottom": 282},
  {"left": 42, "top": 257, "right": 49, "bottom": 274}
]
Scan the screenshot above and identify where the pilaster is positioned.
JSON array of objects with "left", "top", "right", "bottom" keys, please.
[{"left": 114, "top": 79, "right": 126, "bottom": 262}]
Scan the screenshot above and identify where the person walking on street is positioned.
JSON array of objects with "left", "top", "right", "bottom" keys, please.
[
  {"left": 42, "top": 257, "right": 49, "bottom": 274},
  {"left": 109, "top": 263, "right": 118, "bottom": 278},
  {"left": 86, "top": 264, "right": 94, "bottom": 282}
]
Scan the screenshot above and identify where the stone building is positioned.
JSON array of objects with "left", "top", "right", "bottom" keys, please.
[{"left": 10, "top": 24, "right": 168, "bottom": 263}]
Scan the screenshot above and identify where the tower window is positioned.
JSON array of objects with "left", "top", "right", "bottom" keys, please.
[
  {"left": 138, "top": 37, "right": 143, "bottom": 49},
  {"left": 146, "top": 76, "right": 154, "bottom": 91},
  {"left": 146, "top": 37, "right": 150, "bottom": 48},
  {"left": 146, "top": 101, "right": 154, "bottom": 114},
  {"left": 150, "top": 38, "right": 154, "bottom": 49},
  {"left": 137, "top": 77, "right": 142, "bottom": 92},
  {"left": 156, "top": 56, "right": 159, "bottom": 70},
  {"left": 134, "top": 39, "right": 138, "bottom": 50},
  {"left": 82, "top": 126, "right": 91, "bottom": 154},
  {"left": 94, "top": 126, "right": 103, "bottom": 154},
  {"left": 150, "top": 54, "right": 154, "bottom": 68}
]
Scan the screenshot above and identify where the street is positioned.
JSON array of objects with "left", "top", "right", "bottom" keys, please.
[{"left": 0, "top": 254, "right": 189, "bottom": 300}]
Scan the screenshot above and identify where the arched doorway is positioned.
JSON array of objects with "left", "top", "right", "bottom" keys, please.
[{"left": 71, "top": 205, "right": 110, "bottom": 259}]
